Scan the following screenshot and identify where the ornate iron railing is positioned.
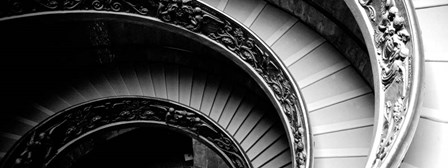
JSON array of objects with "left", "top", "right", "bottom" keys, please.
[
  {"left": 346, "top": 0, "right": 424, "bottom": 168},
  {"left": 0, "top": 97, "right": 251, "bottom": 168},
  {"left": 0, "top": 0, "right": 311, "bottom": 168}
]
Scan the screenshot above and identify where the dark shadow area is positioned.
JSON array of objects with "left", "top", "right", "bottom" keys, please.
[{"left": 72, "top": 127, "right": 193, "bottom": 168}]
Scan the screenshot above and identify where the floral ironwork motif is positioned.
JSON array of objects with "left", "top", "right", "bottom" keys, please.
[
  {"left": 0, "top": 0, "right": 310, "bottom": 167},
  {"left": 4, "top": 98, "right": 249, "bottom": 168},
  {"left": 2, "top": 0, "right": 158, "bottom": 16},
  {"left": 156, "top": 1, "right": 307, "bottom": 165},
  {"left": 208, "top": 13, "right": 306, "bottom": 168},
  {"left": 360, "top": 0, "right": 412, "bottom": 167},
  {"left": 157, "top": 0, "right": 204, "bottom": 31}
]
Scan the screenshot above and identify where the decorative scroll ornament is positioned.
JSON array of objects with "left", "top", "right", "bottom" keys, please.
[
  {"left": 207, "top": 12, "right": 306, "bottom": 168},
  {"left": 359, "top": 0, "right": 412, "bottom": 167},
  {"left": 157, "top": 0, "right": 206, "bottom": 31},
  {"left": 4, "top": 98, "right": 249, "bottom": 168},
  {"left": 0, "top": 0, "right": 310, "bottom": 167},
  {"left": 359, "top": 0, "right": 376, "bottom": 21}
]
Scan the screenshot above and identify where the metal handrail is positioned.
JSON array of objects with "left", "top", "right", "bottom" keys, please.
[{"left": 0, "top": 96, "right": 252, "bottom": 168}]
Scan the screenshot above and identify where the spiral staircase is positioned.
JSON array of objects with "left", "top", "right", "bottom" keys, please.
[{"left": 0, "top": 0, "right": 436, "bottom": 167}]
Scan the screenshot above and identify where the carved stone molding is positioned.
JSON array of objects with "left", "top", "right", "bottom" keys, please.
[
  {"left": 0, "top": 97, "right": 251, "bottom": 168},
  {"left": 0, "top": 0, "right": 311, "bottom": 168},
  {"left": 357, "top": 0, "right": 423, "bottom": 168}
]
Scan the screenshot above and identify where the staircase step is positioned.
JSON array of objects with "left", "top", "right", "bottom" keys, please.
[
  {"left": 250, "top": 5, "right": 297, "bottom": 41},
  {"left": 209, "top": 82, "right": 233, "bottom": 120},
  {"left": 150, "top": 63, "right": 167, "bottom": 99},
  {"left": 179, "top": 66, "right": 194, "bottom": 105},
  {"left": 224, "top": 0, "right": 266, "bottom": 26},
  {"left": 165, "top": 64, "right": 180, "bottom": 101},
  {"left": 314, "top": 157, "right": 367, "bottom": 168},
  {"left": 252, "top": 136, "right": 289, "bottom": 167}
]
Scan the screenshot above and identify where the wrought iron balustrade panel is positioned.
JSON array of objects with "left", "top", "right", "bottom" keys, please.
[{"left": 0, "top": 97, "right": 251, "bottom": 168}]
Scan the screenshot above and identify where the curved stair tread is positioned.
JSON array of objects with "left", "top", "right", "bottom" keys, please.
[
  {"left": 315, "top": 157, "right": 368, "bottom": 168},
  {"left": 260, "top": 149, "right": 292, "bottom": 168},
  {"left": 281, "top": 163, "right": 293, "bottom": 168},
  {"left": 135, "top": 63, "right": 157, "bottom": 97},
  {"left": 105, "top": 67, "right": 131, "bottom": 96},
  {"left": 190, "top": 70, "right": 207, "bottom": 110},
  {"left": 223, "top": 0, "right": 267, "bottom": 26},
  {"left": 150, "top": 63, "right": 168, "bottom": 99},
  {"left": 245, "top": 123, "right": 285, "bottom": 159},
  {"left": 179, "top": 66, "right": 194, "bottom": 105},
  {"left": 301, "top": 67, "right": 371, "bottom": 104},
  {"left": 251, "top": 135, "right": 290, "bottom": 167},
  {"left": 240, "top": 112, "right": 276, "bottom": 150},
  {"left": 314, "top": 126, "right": 373, "bottom": 150},
  {"left": 226, "top": 94, "right": 258, "bottom": 135},
  {"left": 0, "top": 62, "right": 290, "bottom": 167},
  {"left": 234, "top": 105, "right": 266, "bottom": 142},
  {"left": 165, "top": 64, "right": 180, "bottom": 101},
  {"left": 72, "top": 79, "right": 103, "bottom": 101},
  {"left": 89, "top": 71, "right": 118, "bottom": 97},
  {"left": 271, "top": 21, "right": 324, "bottom": 61},
  {"left": 309, "top": 93, "right": 374, "bottom": 127},
  {"left": 249, "top": 5, "right": 297, "bottom": 42},
  {"left": 120, "top": 64, "right": 144, "bottom": 96},
  {"left": 56, "top": 86, "right": 87, "bottom": 106},
  {"left": 214, "top": 0, "right": 376, "bottom": 166},
  {"left": 200, "top": 74, "right": 222, "bottom": 115},
  {"left": 288, "top": 42, "right": 349, "bottom": 83},
  {"left": 209, "top": 81, "right": 233, "bottom": 121},
  {"left": 218, "top": 86, "right": 247, "bottom": 127}
]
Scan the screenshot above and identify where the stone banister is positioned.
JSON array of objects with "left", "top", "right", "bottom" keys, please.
[{"left": 345, "top": 0, "right": 424, "bottom": 167}]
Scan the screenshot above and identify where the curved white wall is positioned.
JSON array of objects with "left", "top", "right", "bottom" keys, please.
[{"left": 402, "top": 1, "right": 448, "bottom": 167}]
